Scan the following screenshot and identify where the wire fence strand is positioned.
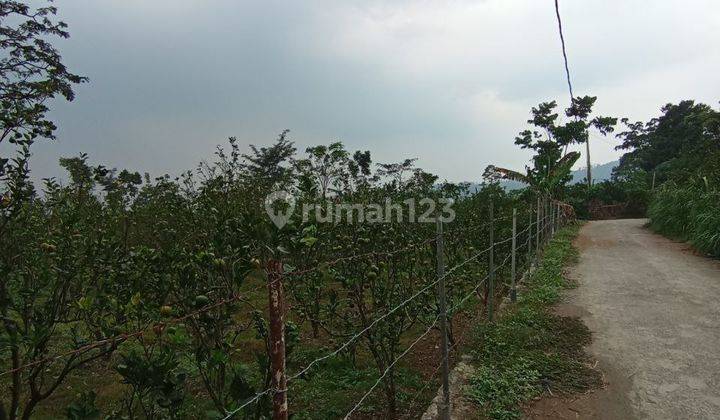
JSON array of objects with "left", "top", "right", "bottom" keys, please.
[{"left": 342, "top": 317, "right": 440, "bottom": 419}]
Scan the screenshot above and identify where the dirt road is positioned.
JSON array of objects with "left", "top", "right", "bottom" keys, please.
[{"left": 546, "top": 219, "right": 720, "bottom": 419}]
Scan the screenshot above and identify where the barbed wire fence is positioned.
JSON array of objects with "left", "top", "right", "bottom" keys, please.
[
  {"left": 0, "top": 196, "right": 574, "bottom": 420},
  {"left": 222, "top": 197, "right": 572, "bottom": 420}
]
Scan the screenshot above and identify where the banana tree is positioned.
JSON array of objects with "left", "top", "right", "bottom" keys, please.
[
  {"left": 484, "top": 97, "right": 616, "bottom": 199},
  {"left": 483, "top": 151, "right": 581, "bottom": 199}
]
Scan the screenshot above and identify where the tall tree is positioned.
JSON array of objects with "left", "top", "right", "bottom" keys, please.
[
  {"left": 1, "top": 3, "right": 87, "bottom": 418},
  {"left": 615, "top": 100, "right": 720, "bottom": 184},
  {"left": 0, "top": 0, "right": 86, "bottom": 146},
  {"left": 296, "top": 142, "right": 349, "bottom": 198},
  {"left": 558, "top": 96, "right": 617, "bottom": 187},
  {"left": 485, "top": 97, "right": 616, "bottom": 196},
  {"left": 1, "top": 0, "right": 86, "bottom": 213}
]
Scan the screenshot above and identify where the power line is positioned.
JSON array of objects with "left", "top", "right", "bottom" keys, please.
[
  {"left": 554, "top": 0, "right": 574, "bottom": 104},
  {"left": 554, "top": 0, "right": 595, "bottom": 186}
]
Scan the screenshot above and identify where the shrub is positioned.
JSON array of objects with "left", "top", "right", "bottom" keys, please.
[{"left": 648, "top": 181, "right": 720, "bottom": 257}]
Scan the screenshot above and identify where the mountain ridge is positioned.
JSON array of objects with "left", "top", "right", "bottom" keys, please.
[{"left": 463, "top": 160, "right": 618, "bottom": 192}]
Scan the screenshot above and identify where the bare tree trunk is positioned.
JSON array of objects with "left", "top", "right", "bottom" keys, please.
[
  {"left": 383, "top": 369, "right": 397, "bottom": 419},
  {"left": 311, "top": 295, "right": 321, "bottom": 338},
  {"left": 447, "top": 320, "right": 456, "bottom": 349},
  {"left": 9, "top": 346, "right": 20, "bottom": 420},
  {"left": 311, "top": 320, "right": 320, "bottom": 339}
]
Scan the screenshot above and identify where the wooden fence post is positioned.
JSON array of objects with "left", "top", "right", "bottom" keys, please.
[{"left": 267, "top": 260, "right": 288, "bottom": 420}]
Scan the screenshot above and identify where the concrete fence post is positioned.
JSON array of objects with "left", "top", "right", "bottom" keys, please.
[
  {"left": 510, "top": 208, "right": 517, "bottom": 303},
  {"left": 488, "top": 200, "right": 495, "bottom": 322},
  {"left": 435, "top": 218, "right": 450, "bottom": 420},
  {"left": 535, "top": 196, "right": 541, "bottom": 257}
]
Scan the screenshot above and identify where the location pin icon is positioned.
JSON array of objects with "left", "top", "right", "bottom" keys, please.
[{"left": 264, "top": 190, "right": 296, "bottom": 228}]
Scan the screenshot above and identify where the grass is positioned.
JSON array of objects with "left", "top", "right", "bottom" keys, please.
[
  {"left": 288, "top": 354, "right": 426, "bottom": 419},
  {"left": 465, "top": 224, "right": 602, "bottom": 419},
  {"left": 648, "top": 185, "right": 720, "bottom": 258}
]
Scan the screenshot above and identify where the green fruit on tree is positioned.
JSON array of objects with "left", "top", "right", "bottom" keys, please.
[
  {"left": 40, "top": 243, "right": 56, "bottom": 253},
  {"left": 194, "top": 295, "right": 210, "bottom": 307},
  {"left": 160, "top": 305, "right": 173, "bottom": 317}
]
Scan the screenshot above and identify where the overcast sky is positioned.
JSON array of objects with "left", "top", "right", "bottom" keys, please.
[{"left": 31, "top": 0, "right": 720, "bottom": 183}]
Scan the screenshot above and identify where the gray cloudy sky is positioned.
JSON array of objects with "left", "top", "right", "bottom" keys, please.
[{"left": 34, "top": 0, "right": 720, "bottom": 182}]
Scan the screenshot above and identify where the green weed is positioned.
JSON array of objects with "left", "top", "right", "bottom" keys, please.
[{"left": 466, "top": 224, "right": 601, "bottom": 419}]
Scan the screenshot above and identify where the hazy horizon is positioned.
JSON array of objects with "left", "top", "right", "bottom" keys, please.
[{"left": 24, "top": 0, "right": 720, "bottom": 184}]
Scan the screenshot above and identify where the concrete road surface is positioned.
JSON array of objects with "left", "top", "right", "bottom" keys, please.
[{"left": 567, "top": 219, "right": 720, "bottom": 419}]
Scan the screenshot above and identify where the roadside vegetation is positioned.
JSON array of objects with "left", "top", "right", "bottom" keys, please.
[
  {"left": 648, "top": 183, "right": 720, "bottom": 257},
  {"left": 622, "top": 101, "right": 720, "bottom": 257},
  {"left": 530, "top": 99, "right": 719, "bottom": 258},
  {"left": 466, "top": 224, "right": 602, "bottom": 419}
]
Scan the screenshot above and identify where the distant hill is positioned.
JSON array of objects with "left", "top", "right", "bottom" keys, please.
[
  {"left": 464, "top": 160, "right": 619, "bottom": 192},
  {"left": 570, "top": 160, "right": 618, "bottom": 185}
]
